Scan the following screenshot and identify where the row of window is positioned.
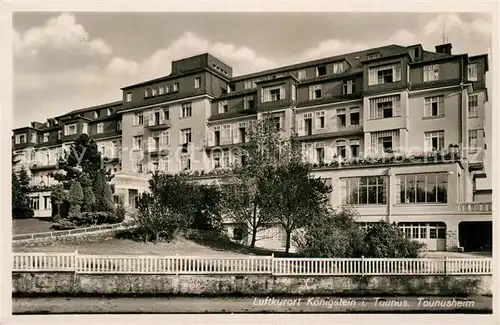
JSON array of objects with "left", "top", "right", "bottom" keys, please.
[
  {"left": 339, "top": 172, "right": 448, "bottom": 205},
  {"left": 30, "top": 195, "right": 51, "bottom": 211},
  {"left": 14, "top": 122, "right": 122, "bottom": 144},
  {"left": 133, "top": 103, "right": 191, "bottom": 126},
  {"left": 132, "top": 129, "right": 190, "bottom": 151},
  {"left": 125, "top": 77, "right": 204, "bottom": 103}
]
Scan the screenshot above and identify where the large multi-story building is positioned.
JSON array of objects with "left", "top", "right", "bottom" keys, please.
[{"left": 12, "top": 42, "right": 491, "bottom": 252}]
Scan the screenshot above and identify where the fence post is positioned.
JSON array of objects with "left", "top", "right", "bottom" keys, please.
[
  {"left": 74, "top": 250, "right": 78, "bottom": 272},
  {"left": 361, "top": 256, "right": 365, "bottom": 277},
  {"left": 444, "top": 256, "right": 448, "bottom": 276},
  {"left": 270, "top": 253, "right": 274, "bottom": 275}
]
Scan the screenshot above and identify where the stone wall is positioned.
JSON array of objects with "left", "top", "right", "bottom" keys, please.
[{"left": 12, "top": 272, "right": 492, "bottom": 297}]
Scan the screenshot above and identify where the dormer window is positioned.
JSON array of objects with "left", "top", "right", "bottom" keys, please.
[
  {"left": 333, "top": 62, "right": 345, "bottom": 74},
  {"left": 151, "top": 88, "right": 158, "bottom": 96},
  {"left": 367, "top": 52, "right": 382, "bottom": 60},
  {"left": 316, "top": 65, "right": 327, "bottom": 77},
  {"left": 144, "top": 89, "right": 150, "bottom": 98}
]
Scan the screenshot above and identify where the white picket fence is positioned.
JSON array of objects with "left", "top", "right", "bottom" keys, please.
[
  {"left": 12, "top": 252, "right": 493, "bottom": 276},
  {"left": 12, "top": 222, "right": 136, "bottom": 241}
]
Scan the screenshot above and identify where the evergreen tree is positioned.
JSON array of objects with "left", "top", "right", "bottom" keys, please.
[
  {"left": 18, "top": 166, "right": 31, "bottom": 194},
  {"left": 67, "top": 181, "right": 84, "bottom": 222},
  {"left": 12, "top": 171, "right": 34, "bottom": 219},
  {"left": 51, "top": 134, "right": 113, "bottom": 189},
  {"left": 102, "top": 179, "right": 116, "bottom": 214},
  {"left": 80, "top": 173, "right": 96, "bottom": 212}
]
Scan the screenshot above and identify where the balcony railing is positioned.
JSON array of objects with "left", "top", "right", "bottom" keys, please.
[
  {"left": 457, "top": 202, "right": 492, "bottom": 213},
  {"left": 146, "top": 119, "right": 171, "bottom": 130}
]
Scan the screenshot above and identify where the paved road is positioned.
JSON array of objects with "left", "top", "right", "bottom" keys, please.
[{"left": 13, "top": 296, "right": 492, "bottom": 314}]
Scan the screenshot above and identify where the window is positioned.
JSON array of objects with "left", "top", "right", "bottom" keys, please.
[
  {"left": 423, "top": 64, "right": 439, "bottom": 82},
  {"left": 350, "top": 107, "right": 360, "bottom": 125},
  {"left": 368, "top": 64, "right": 401, "bottom": 85},
  {"left": 379, "top": 101, "right": 393, "bottom": 118},
  {"left": 315, "top": 142, "right": 325, "bottom": 164},
  {"left": 133, "top": 136, "right": 143, "bottom": 150},
  {"left": 126, "top": 92, "right": 132, "bottom": 102},
  {"left": 97, "top": 122, "right": 104, "bottom": 134},
  {"left": 172, "top": 83, "right": 179, "bottom": 92},
  {"left": 336, "top": 140, "right": 347, "bottom": 158},
  {"left": 165, "top": 85, "right": 170, "bottom": 94},
  {"left": 181, "top": 128, "right": 192, "bottom": 144},
  {"left": 309, "top": 85, "right": 322, "bottom": 100},
  {"left": 333, "top": 62, "right": 344, "bottom": 74},
  {"left": 315, "top": 111, "right": 325, "bottom": 129},
  {"left": 350, "top": 139, "right": 360, "bottom": 157},
  {"left": 424, "top": 96, "right": 444, "bottom": 117},
  {"left": 57, "top": 130, "right": 62, "bottom": 140},
  {"left": 194, "top": 77, "right": 201, "bottom": 89},
  {"left": 158, "top": 86, "right": 165, "bottom": 95},
  {"left": 233, "top": 224, "right": 246, "bottom": 241},
  {"left": 134, "top": 112, "right": 144, "bottom": 126},
  {"left": 410, "top": 47, "right": 421, "bottom": 59},
  {"left": 398, "top": 173, "right": 448, "bottom": 204},
  {"left": 424, "top": 131, "right": 445, "bottom": 152},
  {"left": 107, "top": 108, "right": 113, "bottom": 116},
  {"left": 144, "top": 88, "right": 150, "bottom": 98},
  {"left": 272, "top": 116, "right": 282, "bottom": 131},
  {"left": 218, "top": 101, "right": 229, "bottom": 114},
  {"left": 261, "top": 85, "right": 285, "bottom": 103},
  {"left": 151, "top": 88, "right": 158, "bottom": 96},
  {"left": 337, "top": 108, "right": 346, "bottom": 128},
  {"left": 43, "top": 196, "right": 51, "bottom": 210},
  {"left": 341, "top": 176, "right": 387, "bottom": 205},
  {"left": 468, "top": 64, "right": 478, "bottom": 81},
  {"left": 132, "top": 161, "right": 143, "bottom": 173},
  {"left": 468, "top": 94, "right": 478, "bottom": 117},
  {"left": 297, "top": 70, "right": 306, "bottom": 80},
  {"left": 343, "top": 80, "right": 355, "bottom": 94},
  {"left": 180, "top": 155, "right": 191, "bottom": 171},
  {"left": 94, "top": 110, "right": 100, "bottom": 119},
  {"left": 30, "top": 196, "right": 40, "bottom": 210},
  {"left": 65, "top": 124, "right": 77, "bottom": 135},
  {"left": 370, "top": 95, "right": 400, "bottom": 119},
  {"left": 164, "top": 107, "right": 170, "bottom": 120},
  {"left": 15, "top": 133, "right": 26, "bottom": 144},
  {"left": 468, "top": 130, "right": 478, "bottom": 152},
  {"left": 367, "top": 53, "right": 382, "bottom": 60},
  {"left": 181, "top": 102, "right": 192, "bottom": 118},
  {"left": 316, "top": 65, "right": 327, "bottom": 76},
  {"left": 222, "top": 124, "right": 232, "bottom": 141},
  {"left": 43, "top": 133, "right": 49, "bottom": 143},
  {"left": 238, "top": 122, "right": 247, "bottom": 143},
  {"left": 371, "top": 131, "right": 399, "bottom": 154},
  {"left": 223, "top": 151, "right": 230, "bottom": 167},
  {"left": 244, "top": 96, "right": 255, "bottom": 110},
  {"left": 244, "top": 80, "right": 255, "bottom": 89},
  {"left": 212, "top": 152, "right": 221, "bottom": 168},
  {"left": 117, "top": 120, "right": 122, "bottom": 131}
]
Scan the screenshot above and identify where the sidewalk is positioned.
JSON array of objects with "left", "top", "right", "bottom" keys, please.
[{"left": 13, "top": 296, "right": 492, "bottom": 314}]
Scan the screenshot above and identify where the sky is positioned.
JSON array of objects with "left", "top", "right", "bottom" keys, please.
[{"left": 12, "top": 12, "right": 493, "bottom": 186}]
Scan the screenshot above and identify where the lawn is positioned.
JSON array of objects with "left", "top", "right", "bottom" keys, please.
[{"left": 12, "top": 218, "right": 54, "bottom": 235}]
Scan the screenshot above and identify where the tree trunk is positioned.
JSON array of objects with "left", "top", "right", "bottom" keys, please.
[
  {"left": 285, "top": 230, "right": 291, "bottom": 255},
  {"left": 250, "top": 203, "right": 258, "bottom": 248}
]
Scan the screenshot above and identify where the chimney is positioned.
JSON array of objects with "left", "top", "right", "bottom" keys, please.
[{"left": 435, "top": 43, "right": 452, "bottom": 55}]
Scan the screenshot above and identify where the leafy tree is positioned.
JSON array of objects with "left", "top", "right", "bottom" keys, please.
[
  {"left": 134, "top": 192, "right": 187, "bottom": 242},
  {"left": 52, "top": 134, "right": 112, "bottom": 189},
  {"left": 260, "top": 162, "right": 332, "bottom": 254},
  {"left": 190, "top": 184, "right": 223, "bottom": 231},
  {"left": 219, "top": 115, "right": 299, "bottom": 248}
]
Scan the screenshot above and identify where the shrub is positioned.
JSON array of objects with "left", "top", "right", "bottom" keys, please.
[
  {"left": 115, "top": 203, "right": 126, "bottom": 223},
  {"left": 295, "top": 207, "right": 425, "bottom": 258},
  {"left": 362, "top": 222, "right": 426, "bottom": 258},
  {"left": 80, "top": 173, "right": 96, "bottom": 213}
]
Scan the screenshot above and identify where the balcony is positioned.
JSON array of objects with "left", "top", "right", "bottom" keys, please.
[
  {"left": 146, "top": 119, "right": 171, "bottom": 130},
  {"left": 457, "top": 202, "right": 492, "bottom": 214},
  {"left": 144, "top": 145, "right": 169, "bottom": 156},
  {"left": 467, "top": 150, "right": 484, "bottom": 172},
  {"left": 204, "top": 136, "right": 246, "bottom": 150},
  {"left": 298, "top": 124, "right": 363, "bottom": 141},
  {"left": 30, "top": 161, "right": 58, "bottom": 171}
]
